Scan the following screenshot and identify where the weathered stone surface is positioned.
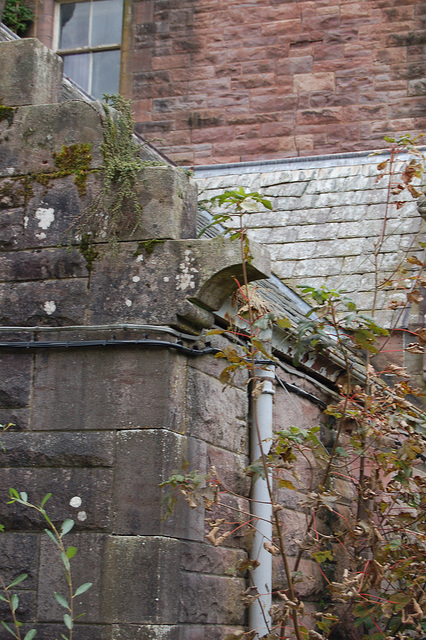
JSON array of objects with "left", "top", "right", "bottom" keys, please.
[
  {"left": 0, "top": 408, "right": 30, "bottom": 430},
  {"left": 102, "top": 536, "right": 181, "bottom": 624},
  {"left": 0, "top": 353, "right": 32, "bottom": 408},
  {"left": 0, "top": 624, "right": 112, "bottom": 640},
  {"left": 32, "top": 348, "right": 186, "bottom": 431},
  {"left": 0, "top": 432, "right": 115, "bottom": 467},
  {"left": 0, "top": 207, "right": 25, "bottom": 251},
  {"left": 38, "top": 534, "right": 107, "bottom": 623},
  {"left": 178, "top": 574, "right": 245, "bottom": 625},
  {"left": 273, "top": 557, "right": 324, "bottom": 599},
  {"left": 0, "top": 39, "right": 62, "bottom": 107},
  {"left": 112, "top": 625, "right": 181, "bottom": 640},
  {"left": 0, "top": 278, "right": 89, "bottom": 325},
  {"left": 0, "top": 590, "right": 35, "bottom": 622},
  {"left": 206, "top": 445, "right": 249, "bottom": 496},
  {"left": 133, "top": 166, "right": 197, "bottom": 240},
  {"left": 186, "top": 368, "right": 248, "bottom": 454},
  {"left": 0, "top": 101, "right": 104, "bottom": 177},
  {"left": 0, "top": 533, "right": 38, "bottom": 588},
  {"left": 112, "top": 430, "right": 205, "bottom": 540},
  {"left": 0, "top": 468, "right": 112, "bottom": 531},
  {"left": 180, "top": 541, "right": 247, "bottom": 575},
  {"left": 87, "top": 236, "right": 270, "bottom": 332},
  {"left": 0, "top": 248, "right": 87, "bottom": 282}
]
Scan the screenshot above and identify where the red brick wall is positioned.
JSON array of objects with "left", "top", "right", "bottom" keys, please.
[{"left": 34, "top": 0, "right": 426, "bottom": 165}]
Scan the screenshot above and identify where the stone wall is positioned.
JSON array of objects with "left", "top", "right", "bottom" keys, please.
[
  {"left": 68, "top": 0, "right": 426, "bottom": 164},
  {"left": 0, "top": 36, "right": 271, "bottom": 639},
  {"left": 121, "top": 0, "right": 426, "bottom": 165}
]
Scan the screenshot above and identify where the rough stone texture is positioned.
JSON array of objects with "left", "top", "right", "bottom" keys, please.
[
  {"left": 0, "top": 39, "right": 62, "bottom": 106},
  {"left": 112, "top": 430, "right": 206, "bottom": 540},
  {"left": 0, "top": 353, "right": 32, "bottom": 407},
  {"left": 32, "top": 348, "right": 187, "bottom": 431},
  {"left": 37, "top": 534, "right": 107, "bottom": 623},
  {"left": 196, "top": 152, "right": 426, "bottom": 329},
  {"left": 0, "top": 432, "right": 115, "bottom": 467},
  {"left": 186, "top": 368, "right": 248, "bottom": 454},
  {"left": 33, "top": 0, "right": 426, "bottom": 164},
  {"left": 178, "top": 574, "right": 245, "bottom": 625},
  {"left": 102, "top": 536, "right": 181, "bottom": 624},
  {"left": 0, "top": 468, "right": 113, "bottom": 531}
]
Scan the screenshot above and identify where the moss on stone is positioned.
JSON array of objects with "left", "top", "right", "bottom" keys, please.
[
  {"left": 78, "top": 233, "right": 100, "bottom": 273},
  {"left": 0, "top": 103, "right": 16, "bottom": 126},
  {"left": 134, "top": 239, "right": 166, "bottom": 256},
  {"left": 53, "top": 143, "right": 92, "bottom": 196}
]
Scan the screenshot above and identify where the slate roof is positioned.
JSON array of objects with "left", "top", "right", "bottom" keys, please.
[{"left": 195, "top": 150, "right": 426, "bottom": 329}]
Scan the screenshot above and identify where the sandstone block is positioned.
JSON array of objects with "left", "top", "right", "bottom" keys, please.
[
  {"left": 0, "top": 468, "right": 112, "bottom": 531},
  {"left": 38, "top": 534, "right": 107, "bottom": 623},
  {"left": 32, "top": 348, "right": 186, "bottom": 431},
  {"left": 185, "top": 368, "right": 248, "bottom": 454},
  {"left": 0, "top": 432, "right": 115, "bottom": 468},
  {"left": 102, "top": 536, "right": 181, "bottom": 624},
  {"left": 112, "top": 429, "right": 206, "bottom": 540},
  {"left": 0, "top": 353, "right": 31, "bottom": 408},
  {"left": 0, "top": 39, "right": 62, "bottom": 107},
  {"left": 178, "top": 574, "right": 245, "bottom": 625}
]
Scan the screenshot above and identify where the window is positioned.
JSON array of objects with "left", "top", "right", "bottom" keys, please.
[{"left": 56, "top": 0, "right": 123, "bottom": 99}]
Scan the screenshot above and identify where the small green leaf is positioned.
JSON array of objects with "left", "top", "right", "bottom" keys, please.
[
  {"left": 0, "top": 594, "right": 8, "bottom": 602},
  {"left": 61, "top": 552, "right": 70, "bottom": 571},
  {"left": 19, "top": 492, "right": 28, "bottom": 502},
  {"left": 40, "top": 493, "right": 52, "bottom": 508},
  {"left": 44, "top": 529, "right": 60, "bottom": 547},
  {"left": 24, "top": 630, "right": 37, "bottom": 640},
  {"left": 276, "top": 317, "right": 292, "bottom": 330},
  {"left": 74, "top": 582, "right": 92, "bottom": 597},
  {"left": 54, "top": 592, "right": 70, "bottom": 610},
  {"left": 61, "top": 519, "right": 74, "bottom": 536},
  {"left": 8, "top": 487, "right": 20, "bottom": 500},
  {"left": 11, "top": 593, "right": 19, "bottom": 612},
  {"left": 61, "top": 634, "right": 68, "bottom": 640},
  {"left": 63, "top": 614, "right": 73, "bottom": 630},
  {"left": 65, "top": 546, "right": 77, "bottom": 560},
  {"left": 1, "top": 620, "right": 14, "bottom": 635},
  {"left": 7, "top": 573, "right": 28, "bottom": 589}
]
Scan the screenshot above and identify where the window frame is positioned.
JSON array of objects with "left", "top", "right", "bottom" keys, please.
[{"left": 54, "top": 0, "right": 123, "bottom": 97}]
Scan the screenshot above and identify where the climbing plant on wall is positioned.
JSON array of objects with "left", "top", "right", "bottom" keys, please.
[{"left": 161, "top": 136, "right": 426, "bottom": 640}]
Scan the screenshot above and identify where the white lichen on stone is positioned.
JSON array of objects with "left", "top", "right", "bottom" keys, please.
[
  {"left": 35, "top": 207, "right": 55, "bottom": 230},
  {"left": 132, "top": 276, "right": 140, "bottom": 283},
  {"left": 77, "top": 510, "right": 87, "bottom": 521},
  {"left": 23, "top": 215, "right": 29, "bottom": 228},
  {"left": 69, "top": 496, "right": 82, "bottom": 508},
  {"left": 36, "top": 232, "right": 46, "bottom": 240},
  {"left": 43, "top": 300, "right": 56, "bottom": 315},
  {"left": 163, "top": 276, "right": 169, "bottom": 282},
  {"left": 125, "top": 299, "right": 133, "bottom": 307},
  {"left": 136, "top": 255, "right": 143, "bottom": 262},
  {"left": 175, "top": 249, "right": 198, "bottom": 291}
]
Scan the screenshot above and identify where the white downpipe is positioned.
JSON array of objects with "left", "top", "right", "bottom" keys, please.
[{"left": 249, "top": 365, "right": 275, "bottom": 637}]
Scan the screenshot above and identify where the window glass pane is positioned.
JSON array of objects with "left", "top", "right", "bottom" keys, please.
[
  {"left": 63, "top": 53, "right": 91, "bottom": 92},
  {"left": 59, "top": 2, "right": 89, "bottom": 49},
  {"left": 91, "top": 0, "right": 123, "bottom": 46},
  {"left": 91, "top": 49, "right": 120, "bottom": 98}
]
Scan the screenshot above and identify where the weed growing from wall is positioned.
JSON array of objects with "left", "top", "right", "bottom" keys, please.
[{"left": 71, "top": 95, "right": 144, "bottom": 248}]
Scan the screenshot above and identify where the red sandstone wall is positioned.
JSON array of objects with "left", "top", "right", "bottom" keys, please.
[
  {"left": 32, "top": 0, "right": 426, "bottom": 165},
  {"left": 123, "top": 0, "right": 426, "bottom": 165}
]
